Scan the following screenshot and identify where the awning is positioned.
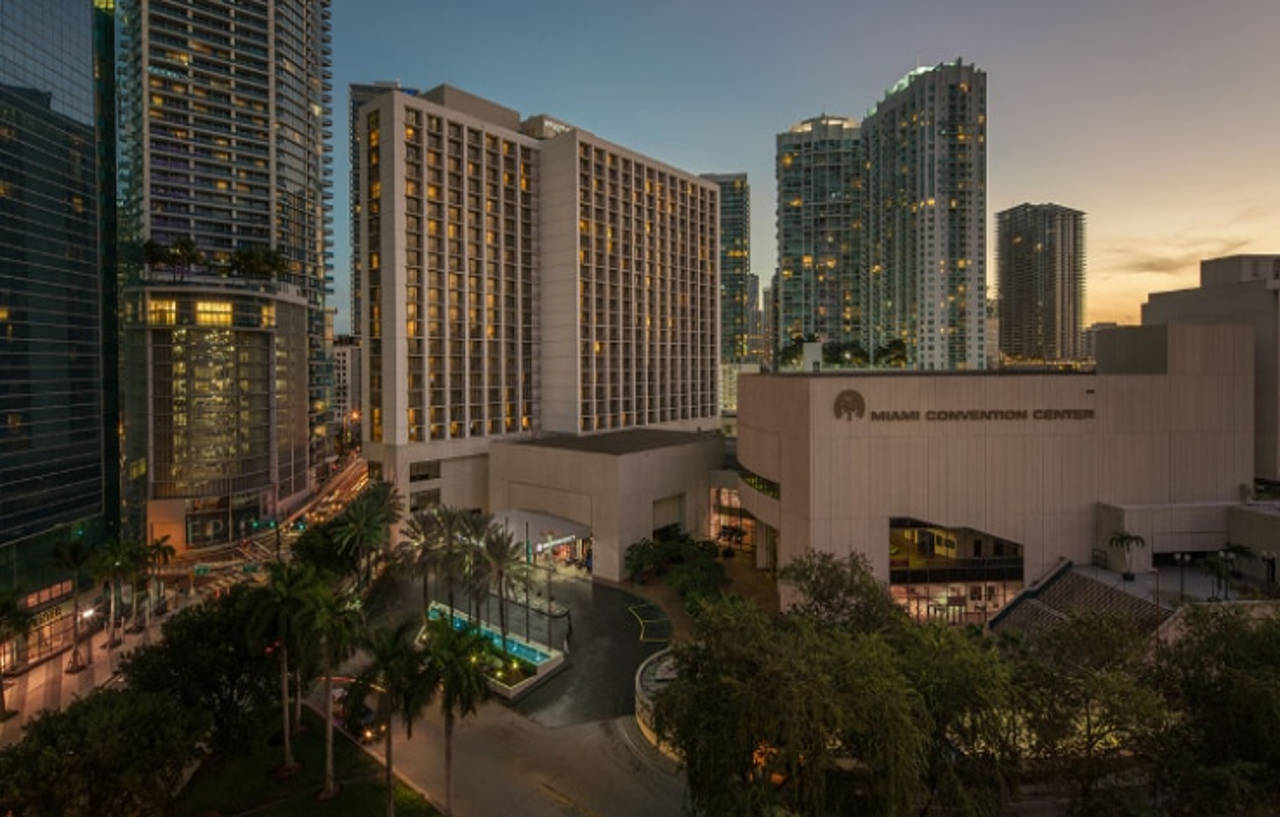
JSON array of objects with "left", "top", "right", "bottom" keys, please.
[{"left": 495, "top": 509, "right": 591, "bottom": 552}]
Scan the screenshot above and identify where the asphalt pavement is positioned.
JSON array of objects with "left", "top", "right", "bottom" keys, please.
[{"left": 353, "top": 570, "right": 685, "bottom": 817}]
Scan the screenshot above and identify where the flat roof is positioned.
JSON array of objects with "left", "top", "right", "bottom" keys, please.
[
  {"left": 755, "top": 368, "right": 1094, "bottom": 379},
  {"left": 514, "top": 429, "right": 718, "bottom": 455}
]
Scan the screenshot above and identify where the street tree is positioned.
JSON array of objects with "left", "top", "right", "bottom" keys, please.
[
  {"left": 92, "top": 537, "right": 141, "bottom": 654},
  {"left": 51, "top": 537, "right": 96, "bottom": 672},
  {"left": 0, "top": 589, "right": 33, "bottom": 717},
  {"left": 311, "top": 587, "right": 364, "bottom": 800},
  {"left": 145, "top": 534, "right": 176, "bottom": 630},
  {"left": 654, "top": 598, "right": 928, "bottom": 817},
  {"left": 422, "top": 617, "right": 491, "bottom": 817},
  {"left": 1007, "top": 610, "right": 1167, "bottom": 814},
  {"left": 1153, "top": 604, "right": 1280, "bottom": 816},
  {"left": 121, "top": 585, "right": 276, "bottom": 750},
  {"left": 351, "top": 617, "right": 439, "bottom": 817},
  {"left": 778, "top": 550, "right": 907, "bottom": 635},
  {"left": 244, "top": 561, "right": 324, "bottom": 775},
  {"left": 892, "top": 622, "right": 1017, "bottom": 817},
  {"left": 0, "top": 687, "right": 207, "bottom": 817}
]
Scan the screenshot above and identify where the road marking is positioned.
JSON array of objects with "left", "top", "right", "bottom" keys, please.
[
  {"left": 627, "top": 604, "right": 671, "bottom": 644},
  {"left": 540, "top": 781, "right": 605, "bottom": 817}
]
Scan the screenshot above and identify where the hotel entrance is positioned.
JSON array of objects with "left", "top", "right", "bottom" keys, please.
[{"left": 495, "top": 509, "right": 593, "bottom": 573}]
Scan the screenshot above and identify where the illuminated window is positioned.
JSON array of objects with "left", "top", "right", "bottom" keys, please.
[
  {"left": 261, "top": 304, "right": 275, "bottom": 327},
  {"left": 196, "top": 301, "right": 232, "bottom": 326},
  {"left": 369, "top": 127, "right": 380, "bottom": 148},
  {"left": 369, "top": 180, "right": 381, "bottom": 198},
  {"left": 149, "top": 299, "right": 177, "bottom": 325}
]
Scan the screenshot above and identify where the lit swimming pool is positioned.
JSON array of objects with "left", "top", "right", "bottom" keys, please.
[{"left": 426, "top": 603, "right": 552, "bottom": 666}]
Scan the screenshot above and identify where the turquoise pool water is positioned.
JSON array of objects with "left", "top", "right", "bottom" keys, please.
[{"left": 426, "top": 605, "right": 552, "bottom": 665}]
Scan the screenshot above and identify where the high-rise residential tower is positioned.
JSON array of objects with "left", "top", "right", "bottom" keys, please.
[
  {"left": 996, "top": 203, "right": 1086, "bottom": 361},
  {"left": 117, "top": 0, "right": 332, "bottom": 549},
  {"left": 1, "top": 0, "right": 106, "bottom": 669},
  {"left": 357, "top": 85, "right": 718, "bottom": 514},
  {"left": 775, "top": 116, "right": 863, "bottom": 351},
  {"left": 862, "top": 59, "right": 987, "bottom": 369},
  {"left": 702, "top": 173, "right": 752, "bottom": 362}
]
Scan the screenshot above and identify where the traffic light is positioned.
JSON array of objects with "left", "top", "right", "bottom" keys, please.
[{"left": 268, "top": 520, "right": 277, "bottom": 529}]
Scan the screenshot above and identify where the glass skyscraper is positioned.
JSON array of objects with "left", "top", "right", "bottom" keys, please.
[
  {"left": 0, "top": 0, "right": 106, "bottom": 668},
  {"left": 118, "top": 0, "right": 332, "bottom": 549},
  {"left": 702, "top": 173, "right": 753, "bottom": 363}
]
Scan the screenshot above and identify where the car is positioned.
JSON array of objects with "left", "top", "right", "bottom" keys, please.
[{"left": 346, "top": 702, "right": 387, "bottom": 744}]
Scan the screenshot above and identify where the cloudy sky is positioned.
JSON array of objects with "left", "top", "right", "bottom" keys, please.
[{"left": 330, "top": 0, "right": 1279, "bottom": 333}]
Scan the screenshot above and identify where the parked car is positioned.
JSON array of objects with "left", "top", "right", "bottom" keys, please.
[{"left": 347, "top": 702, "right": 387, "bottom": 744}]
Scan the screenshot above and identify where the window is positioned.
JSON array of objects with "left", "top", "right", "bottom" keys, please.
[
  {"left": 149, "top": 299, "right": 177, "bottom": 325},
  {"left": 196, "top": 301, "right": 232, "bottom": 326},
  {"left": 410, "top": 488, "right": 441, "bottom": 512},
  {"left": 409, "top": 460, "right": 441, "bottom": 481}
]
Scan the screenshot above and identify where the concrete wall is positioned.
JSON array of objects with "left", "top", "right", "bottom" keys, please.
[
  {"left": 537, "top": 133, "right": 581, "bottom": 433},
  {"left": 489, "top": 435, "right": 724, "bottom": 581},
  {"left": 736, "top": 324, "right": 1253, "bottom": 586},
  {"left": 1143, "top": 278, "right": 1279, "bottom": 480}
]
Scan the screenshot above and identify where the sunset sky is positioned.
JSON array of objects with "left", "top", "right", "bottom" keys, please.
[{"left": 330, "top": 0, "right": 1279, "bottom": 333}]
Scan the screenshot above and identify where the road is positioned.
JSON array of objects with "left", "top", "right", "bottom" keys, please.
[{"left": 347, "top": 571, "right": 687, "bottom": 817}]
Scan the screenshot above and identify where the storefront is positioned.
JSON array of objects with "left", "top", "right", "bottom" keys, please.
[{"left": 494, "top": 509, "right": 593, "bottom": 571}]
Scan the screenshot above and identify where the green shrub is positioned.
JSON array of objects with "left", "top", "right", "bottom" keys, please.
[{"left": 668, "top": 558, "right": 727, "bottom": 601}]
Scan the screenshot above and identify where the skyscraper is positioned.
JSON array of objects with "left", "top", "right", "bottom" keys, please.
[
  {"left": 775, "top": 116, "right": 863, "bottom": 351},
  {"left": 0, "top": 0, "right": 106, "bottom": 668},
  {"left": 996, "top": 203, "right": 1086, "bottom": 361},
  {"left": 117, "top": 0, "right": 332, "bottom": 549},
  {"left": 702, "top": 173, "right": 752, "bottom": 363},
  {"left": 863, "top": 59, "right": 987, "bottom": 369},
  {"left": 357, "top": 85, "right": 718, "bottom": 513}
]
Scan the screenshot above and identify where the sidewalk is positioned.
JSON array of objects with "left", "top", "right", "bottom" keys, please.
[{"left": 0, "top": 591, "right": 197, "bottom": 747}]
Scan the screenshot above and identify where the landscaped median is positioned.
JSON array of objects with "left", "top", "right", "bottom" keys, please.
[
  {"left": 176, "top": 707, "right": 440, "bottom": 817},
  {"left": 421, "top": 601, "right": 565, "bottom": 700}
]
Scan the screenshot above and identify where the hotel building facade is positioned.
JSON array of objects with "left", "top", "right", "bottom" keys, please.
[{"left": 356, "top": 85, "right": 719, "bottom": 515}]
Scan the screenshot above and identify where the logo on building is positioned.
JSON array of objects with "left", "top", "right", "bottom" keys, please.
[{"left": 833, "top": 389, "right": 865, "bottom": 420}]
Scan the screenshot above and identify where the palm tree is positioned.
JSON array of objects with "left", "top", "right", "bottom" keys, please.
[
  {"left": 1108, "top": 530, "right": 1146, "bottom": 581},
  {"left": 481, "top": 524, "right": 527, "bottom": 654},
  {"left": 312, "top": 588, "right": 363, "bottom": 800},
  {"left": 0, "top": 589, "right": 33, "bottom": 717},
  {"left": 334, "top": 481, "right": 404, "bottom": 590},
  {"left": 92, "top": 538, "right": 140, "bottom": 656},
  {"left": 51, "top": 537, "right": 96, "bottom": 672},
  {"left": 353, "top": 618, "right": 439, "bottom": 817},
  {"left": 334, "top": 494, "right": 383, "bottom": 590},
  {"left": 245, "top": 561, "right": 323, "bottom": 775},
  {"left": 398, "top": 510, "right": 447, "bottom": 614},
  {"left": 125, "top": 539, "right": 151, "bottom": 633},
  {"left": 423, "top": 618, "right": 491, "bottom": 817},
  {"left": 145, "top": 535, "right": 176, "bottom": 629}
]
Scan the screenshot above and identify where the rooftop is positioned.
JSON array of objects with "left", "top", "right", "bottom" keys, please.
[{"left": 515, "top": 429, "right": 720, "bottom": 455}]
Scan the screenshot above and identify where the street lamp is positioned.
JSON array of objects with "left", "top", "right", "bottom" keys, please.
[
  {"left": 1174, "top": 552, "right": 1191, "bottom": 603},
  {"left": 1222, "top": 550, "right": 1235, "bottom": 601}
]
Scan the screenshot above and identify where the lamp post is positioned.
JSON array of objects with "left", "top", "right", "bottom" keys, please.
[
  {"left": 1174, "top": 552, "right": 1190, "bottom": 603},
  {"left": 1222, "top": 550, "right": 1235, "bottom": 601}
]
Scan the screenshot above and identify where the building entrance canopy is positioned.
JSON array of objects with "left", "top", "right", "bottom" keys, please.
[{"left": 495, "top": 509, "right": 591, "bottom": 552}]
